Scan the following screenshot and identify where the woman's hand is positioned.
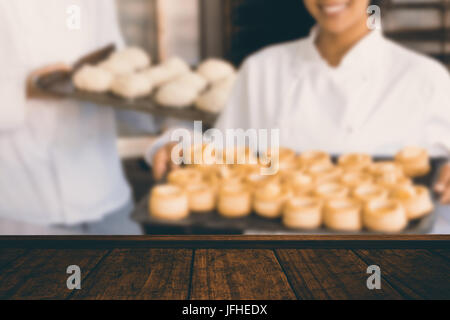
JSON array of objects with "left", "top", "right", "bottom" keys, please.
[
  {"left": 152, "top": 142, "right": 180, "bottom": 181},
  {"left": 434, "top": 163, "right": 450, "bottom": 204},
  {"left": 26, "top": 63, "right": 72, "bottom": 99}
]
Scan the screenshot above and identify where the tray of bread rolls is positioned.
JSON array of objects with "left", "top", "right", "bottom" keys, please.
[
  {"left": 132, "top": 146, "right": 444, "bottom": 234},
  {"left": 34, "top": 45, "right": 238, "bottom": 126}
]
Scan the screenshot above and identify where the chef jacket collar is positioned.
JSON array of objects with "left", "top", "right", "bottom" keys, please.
[{"left": 293, "top": 25, "right": 385, "bottom": 76}]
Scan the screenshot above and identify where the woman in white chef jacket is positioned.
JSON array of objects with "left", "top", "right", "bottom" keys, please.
[
  {"left": 153, "top": 0, "right": 450, "bottom": 203},
  {"left": 0, "top": 0, "right": 155, "bottom": 234}
]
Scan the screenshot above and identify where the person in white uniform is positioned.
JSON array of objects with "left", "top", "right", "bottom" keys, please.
[
  {"left": 0, "top": 0, "right": 157, "bottom": 234},
  {"left": 152, "top": 0, "right": 450, "bottom": 203}
]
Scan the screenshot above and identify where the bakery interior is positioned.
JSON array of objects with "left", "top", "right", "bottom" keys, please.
[{"left": 1, "top": 0, "right": 450, "bottom": 235}]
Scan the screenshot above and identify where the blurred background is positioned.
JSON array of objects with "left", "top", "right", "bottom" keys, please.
[{"left": 116, "top": 0, "right": 450, "bottom": 204}]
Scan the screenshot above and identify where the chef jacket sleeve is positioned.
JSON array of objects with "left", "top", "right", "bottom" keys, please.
[
  {"left": 425, "top": 65, "right": 450, "bottom": 158},
  {"left": 0, "top": 5, "right": 27, "bottom": 131}
]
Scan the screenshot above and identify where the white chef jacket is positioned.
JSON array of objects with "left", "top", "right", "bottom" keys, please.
[
  {"left": 0, "top": 0, "right": 151, "bottom": 226},
  {"left": 216, "top": 28, "right": 450, "bottom": 157}
]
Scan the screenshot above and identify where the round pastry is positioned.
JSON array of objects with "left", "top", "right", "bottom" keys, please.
[
  {"left": 377, "top": 175, "right": 413, "bottom": 190},
  {"left": 323, "top": 198, "right": 362, "bottom": 231},
  {"left": 197, "top": 59, "right": 235, "bottom": 84},
  {"left": 261, "top": 147, "right": 297, "bottom": 172},
  {"left": 340, "top": 171, "right": 373, "bottom": 189},
  {"left": 283, "top": 196, "right": 323, "bottom": 229},
  {"left": 185, "top": 182, "right": 216, "bottom": 213},
  {"left": 363, "top": 199, "right": 408, "bottom": 232},
  {"left": 308, "top": 163, "right": 343, "bottom": 184},
  {"left": 353, "top": 184, "right": 389, "bottom": 203},
  {"left": 111, "top": 73, "right": 153, "bottom": 99},
  {"left": 217, "top": 183, "right": 252, "bottom": 218},
  {"left": 73, "top": 65, "right": 113, "bottom": 92},
  {"left": 297, "top": 150, "right": 332, "bottom": 167},
  {"left": 395, "top": 146, "right": 430, "bottom": 177},
  {"left": 167, "top": 168, "right": 203, "bottom": 187},
  {"left": 314, "top": 182, "right": 349, "bottom": 200},
  {"left": 149, "top": 184, "right": 189, "bottom": 221},
  {"left": 253, "top": 183, "right": 292, "bottom": 219},
  {"left": 282, "top": 170, "right": 314, "bottom": 189},
  {"left": 195, "top": 84, "right": 232, "bottom": 114},
  {"left": 155, "top": 82, "right": 199, "bottom": 108},
  {"left": 98, "top": 57, "right": 135, "bottom": 75},
  {"left": 170, "top": 72, "right": 208, "bottom": 93},
  {"left": 245, "top": 172, "right": 279, "bottom": 189},
  {"left": 338, "top": 153, "right": 373, "bottom": 171},
  {"left": 370, "top": 161, "right": 404, "bottom": 179},
  {"left": 142, "top": 57, "right": 190, "bottom": 87},
  {"left": 109, "top": 47, "right": 151, "bottom": 71},
  {"left": 390, "top": 185, "right": 434, "bottom": 220}
]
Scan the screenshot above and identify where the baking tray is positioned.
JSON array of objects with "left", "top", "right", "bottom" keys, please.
[
  {"left": 33, "top": 44, "right": 219, "bottom": 126},
  {"left": 131, "top": 158, "right": 446, "bottom": 235}
]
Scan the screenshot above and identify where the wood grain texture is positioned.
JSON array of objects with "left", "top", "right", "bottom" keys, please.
[
  {"left": 190, "top": 249, "right": 296, "bottom": 300},
  {"left": 354, "top": 249, "right": 450, "bottom": 299},
  {"left": 275, "top": 249, "right": 402, "bottom": 300},
  {"left": 0, "top": 249, "right": 27, "bottom": 269},
  {"left": 0, "top": 249, "right": 108, "bottom": 300},
  {"left": 70, "top": 249, "right": 193, "bottom": 300}
]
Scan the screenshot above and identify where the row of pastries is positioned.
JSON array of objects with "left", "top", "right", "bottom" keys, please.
[
  {"left": 149, "top": 146, "right": 434, "bottom": 233},
  {"left": 73, "top": 46, "right": 237, "bottom": 113}
]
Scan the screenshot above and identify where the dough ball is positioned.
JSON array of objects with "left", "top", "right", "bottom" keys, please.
[
  {"left": 170, "top": 72, "right": 208, "bottom": 93},
  {"left": 98, "top": 57, "right": 135, "bottom": 75},
  {"left": 110, "top": 47, "right": 151, "bottom": 70},
  {"left": 197, "top": 58, "right": 235, "bottom": 84},
  {"left": 195, "top": 74, "right": 237, "bottom": 113},
  {"left": 141, "top": 57, "right": 191, "bottom": 87},
  {"left": 111, "top": 73, "right": 153, "bottom": 99},
  {"left": 164, "top": 57, "right": 191, "bottom": 75},
  {"left": 155, "top": 82, "right": 198, "bottom": 108},
  {"left": 73, "top": 65, "right": 113, "bottom": 92}
]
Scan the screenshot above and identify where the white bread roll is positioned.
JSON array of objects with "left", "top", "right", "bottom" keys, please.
[
  {"left": 155, "top": 82, "right": 198, "bottom": 108},
  {"left": 109, "top": 47, "right": 151, "bottom": 70},
  {"left": 197, "top": 58, "right": 235, "bottom": 83},
  {"left": 73, "top": 65, "right": 113, "bottom": 92},
  {"left": 111, "top": 73, "right": 153, "bottom": 99}
]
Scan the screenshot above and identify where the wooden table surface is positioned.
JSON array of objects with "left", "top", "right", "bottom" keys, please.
[{"left": 0, "top": 236, "right": 449, "bottom": 300}]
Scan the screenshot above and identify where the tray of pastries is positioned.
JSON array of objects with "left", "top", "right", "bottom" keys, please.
[
  {"left": 34, "top": 45, "right": 238, "bottom": 126},
  {"left": 132, "top": 146, "right": 444, "bottom": 234}
]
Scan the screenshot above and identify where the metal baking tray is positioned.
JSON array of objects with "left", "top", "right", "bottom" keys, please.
[
  {"left": 33, "top": 45, "right": 218, "bottom": 126},
  {"left": 131, "top": 158, "right": 446, "bottom": 235}
]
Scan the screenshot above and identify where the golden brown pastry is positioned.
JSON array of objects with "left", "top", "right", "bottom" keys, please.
[
  {"left": 308, "top": 163, "right": 343, "bottom": 184},
  {"left": 283, "top": 196, "right": 323, "bottom": 229},
  {"left": 338, "top": 153, "right": 373, "bottom": 172},
  {"left": 390, "top": 185, "right": 434, "bottom": 220},
  {"left": 217, "top": 183, "right": 252, "bottom": 218},
  {"left": 315, "top": 182, "right": 349, "bottom": 200},
  {"left": 363, "top": 199, "right": 408, "bottom": 232},
  {"left": 297, "top": 150, "right": 332, "bottom": 168},
  {"left": 260, "top": 147, "right": 297, "bottom": 172},
  {"left": 185, "top": 182, "right": 217, "bottom": 213},
  {"left": 168, "top": 168, "right": 203, "bottom": 187},
  {"left": 353, "top": 183, "right": 389, "bottom": 203},
  {"left": 149, "top": 185, "right": 189, "bottom": 221},
  {"left": 395, "top": 146, "right": 430, "bottom": 177},
  {"left": 340, "top": 171, "right": 374, "bottom": 189},
  {"left": 323, "top": 198, "right": 362, "bottom": 231},
  {"left": 253, "top": 183, "right": 292, "bottom": 219}
]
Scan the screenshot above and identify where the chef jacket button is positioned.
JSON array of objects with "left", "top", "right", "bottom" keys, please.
[{"left": 346, "top": 126, "right": 355, "bottom": 134}]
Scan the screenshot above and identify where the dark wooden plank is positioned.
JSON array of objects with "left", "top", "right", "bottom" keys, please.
[
  {"left": 71, "top": 249, "right": 193, "bottom": 300},
  {"left": 0, "top": 249, "right": 108, "bottom": 300},
  {"left": 0, "top": 235, "right": 448, "bottom": 249},
  {"left": 0, "top": 249, "right": 27, "bottom": 269},
  {"left": 431, "top": 249, "right": 450, "bottom": 261},
  {"left": 354, "top": 249, "right": 450, "bottom": 299},
  {"left": 190, "top": 249, "right": 296, "bottom": 300},
  {"left": 275, "top": 249, "right": 403, "bottom": 300}
]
